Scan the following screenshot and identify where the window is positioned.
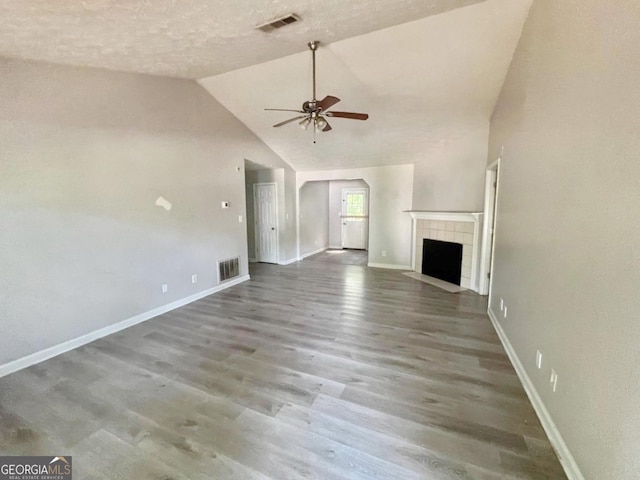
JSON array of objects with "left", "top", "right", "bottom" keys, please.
[{"left": 346, "top": 193, "right": 366, "bottom": 219}]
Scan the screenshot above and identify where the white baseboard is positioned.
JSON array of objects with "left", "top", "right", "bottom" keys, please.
[
  {"left": 487, "top": 308, "right": 584, "bottom": 480},
  {"left": 328, "top": 245, "right": 343, "bottom": 250},
  {"left": 0, "top": 274, "right": 251, "bottom": 380},
  {"left": 299, "top": 246, "right": 328, "bottom": 260},
  {"left": 367, "top": 262, "right": 411, "bottom": 270},
  {"left": 277, "top": 257, "right": 298, "bottom": 266}
]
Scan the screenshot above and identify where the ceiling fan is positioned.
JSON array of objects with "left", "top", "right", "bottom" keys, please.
[{"left": 265, "top": 40, "right": 369, "bottom": 142}]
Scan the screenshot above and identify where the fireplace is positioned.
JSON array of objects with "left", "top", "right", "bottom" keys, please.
[
  {"left": 422, "top": 239, "right": 463, "bottom": 285},
  {"left": 407, "top": 211, "right": 483, "bottom": 292}
]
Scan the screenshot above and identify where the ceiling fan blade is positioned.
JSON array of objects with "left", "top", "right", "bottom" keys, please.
[
  {"left": 325, "top": 111, "right": 369, "bottom": 120},
  {"left": 273, "top": 115, "right": 307, "bottom": 128},
  {"left": 317, "top": 95, "right": 341, "bottom": 111},
  {"left": 265, "top": 108, "right": 305, "bottom": 113},
  {"left": 322, "top": 119, "right": 332, "bottom": 132}
]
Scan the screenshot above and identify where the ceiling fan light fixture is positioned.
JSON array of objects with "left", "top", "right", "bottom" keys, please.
[
  {"left": 299, "top": 117, "right": 311, "bottom": 130},
  {"left": 265, "top": 40, "right": 368, "bottom": 141},
  {"left": 316, "top": 117, "right": 328, "bottom": 130}
]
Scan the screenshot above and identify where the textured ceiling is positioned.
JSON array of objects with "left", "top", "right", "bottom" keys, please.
[
  {"left": 199, "top": 0, "right": 533, "bottom": 171},
  {"left": 1, "top": 0, "right": 532, "bottom": 173},
  {"left": 0, "top": 0, "right": 485, "bottom": 78}
]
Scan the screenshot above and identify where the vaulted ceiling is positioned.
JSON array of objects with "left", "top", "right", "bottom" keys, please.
[
  {"left": 1, "top": 0, "right": 532, "bottom": 172},
  {"left": 200, "top": 0, "right": 532, "bottom": 171}
]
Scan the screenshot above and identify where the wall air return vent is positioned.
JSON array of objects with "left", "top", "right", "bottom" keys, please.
[
  {"left": 218, "top": 257, "right": 240, "bottom": 283},
  {"left": 256, "top": 14, "right": 301, "bottom": 32}
]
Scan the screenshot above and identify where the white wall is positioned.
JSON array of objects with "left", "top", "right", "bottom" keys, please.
[
  {"left": 488, "top": 0, "right": 640, "bottom": 478},
  {"left": 299, "top": 181, "right": 330, "bottom": 256},
  {"left": 298, "top": 164, "right": 414, "bottom": 268},
  {"left": 0, "top": 58, "right": 283, "bottom": 367},
  {"left": 328, "top": 180, "right": 369, "bottom": 248},
  {"left": 412, "top": 123, "right": 489, "bottom": 211}
]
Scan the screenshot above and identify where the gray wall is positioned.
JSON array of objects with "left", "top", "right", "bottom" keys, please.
[
  {"left": 412, "top": 124, "right": 489, "bottom": 211},
  {"left": 283, "top": 167, "right": 298, "bottom": 261},
  {"left": 0, "top": 58, "right": 283, "bottom": 366},
  {"left": 488, "top": 0, "right": 640, "bottom": 478},
  {"left": 328, "top": 180, "right": 369, "bottom": 248},
  {"left": 299, "top": 181, "right": 330, "bottom": 256}
]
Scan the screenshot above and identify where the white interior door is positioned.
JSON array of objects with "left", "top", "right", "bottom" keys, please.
[
  {"left": 341, "top": 188, "right": 368, "bottom": 250},
  {"left": 254, "top": 183, "right": 278, "bottom": 264}
]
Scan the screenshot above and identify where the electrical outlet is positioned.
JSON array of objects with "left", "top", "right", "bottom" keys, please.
[
  {"left": 503, "top": 306, "right": 508, "bottom": 318},
  {"left": 162, "top": 284, "right": 168, "bottom": 293},
  {"left": 500, "top": 298, "right": 504, "bottom": 311},
  {"left": 536, "top": 350, "right": 543, "bottom": 369},
  {"left": 191, "top": 274, "right": 197, "bottom": 284},
  {"left": 238, "top": 215, "right": 243, "bottom": 223},
  {"left": 381, "top": 250, "right": 387, "bottom": 257},
  {"left": 550, "top": 369, "right": 558, "bottom": 392}
]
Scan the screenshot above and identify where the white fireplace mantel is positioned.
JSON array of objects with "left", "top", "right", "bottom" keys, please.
[
  {"left": 406, "top": 211, "right": 483, "bottom": 292},
  {"left": 406, "top": 211, "right": 483, "bottom": 222}
]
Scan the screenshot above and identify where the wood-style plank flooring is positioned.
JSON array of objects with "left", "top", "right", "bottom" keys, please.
[
  {"left": 0, "top": 260, "right": 566, "bottom": 479},
  {"left": 305, "top": 249, "right": 368, "bottom": 266}
]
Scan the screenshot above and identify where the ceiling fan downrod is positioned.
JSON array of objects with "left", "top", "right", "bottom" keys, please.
[{"left": 308, "top": 40, "right": 319, "bottom": 104}]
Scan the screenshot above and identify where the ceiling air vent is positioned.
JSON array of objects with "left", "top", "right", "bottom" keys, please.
[{"left": 257, "top": 14, "right": 301, "bottom": 33}]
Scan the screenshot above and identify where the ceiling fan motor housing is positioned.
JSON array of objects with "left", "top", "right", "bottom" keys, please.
[{"left": 302, "top": 100, "right": 318, "bottom": 112}]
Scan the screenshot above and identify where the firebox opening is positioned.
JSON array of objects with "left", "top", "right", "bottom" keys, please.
[{"left": 421, "top": 239, "right": 463, "bottom": 286}]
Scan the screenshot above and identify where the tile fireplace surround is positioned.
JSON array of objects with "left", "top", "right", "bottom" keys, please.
[{"left": 407, "top": 211, "right": 483, "bottom": 291}]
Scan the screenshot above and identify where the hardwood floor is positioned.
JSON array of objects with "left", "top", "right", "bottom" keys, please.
[
  {"left": 0, "top": 260, "right": 566, "bottom": 479},
  {"left": 305, "top": 248, "right": 368, "bottom": 266}
]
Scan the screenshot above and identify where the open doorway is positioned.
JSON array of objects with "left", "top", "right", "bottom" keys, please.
[
  {"left": 244, "top": 159, "right": 298, "bottom": 266},
  {"left": 298, "top": 179, "right": 370, "bottom": 265},
  {"left": 245, "top": 161, "right": 284, "bottom": 265}
]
